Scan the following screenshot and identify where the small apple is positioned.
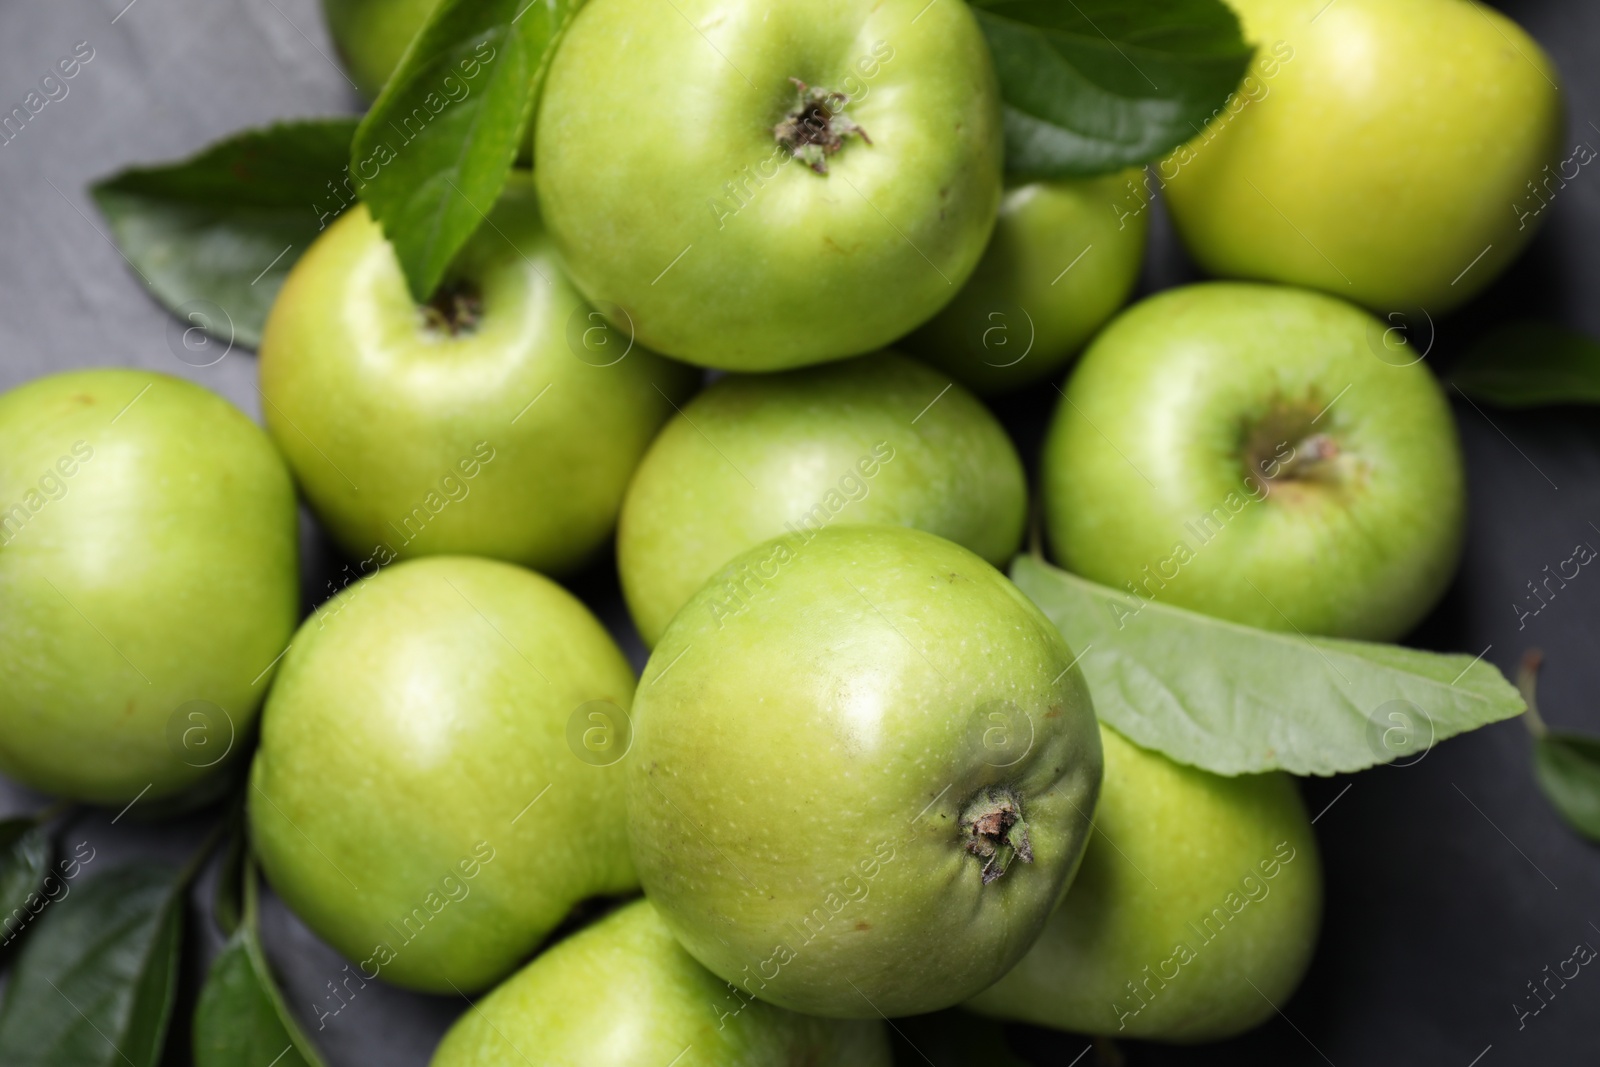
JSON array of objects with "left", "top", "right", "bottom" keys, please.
[
  {"left": 534, "top": 0, "right": 1004, "bottom": 370},
  {"left": 259, "top": 172, "right": 695, "bottom": 576},
  {"left": 429, "top": 899, "right": 893, "bottom": 1066},
  {"left": 967, "top": 724, "right": 1323, "bottom": 1042},
  {"left": 248, "top": 556, "right": 638, "bottom": 993},
  {"left": 1161, "top": 0, "right": 1563, "bottom": 314},
  {"left": 1041, "top": 282, "right": 1464, "bottom": 641},
  {"left": 627, "top": 525, "right": 1103, "bottom": 1018},
  {"left": 0, "top": 370, "right": 297, "bottom": 804},
  {"left": 618, "top": 351, "right": 1027, "bottom": 646},
  {"left": 321, "top": 0, "right": 441, "bottom": 100},
  {"left": 900, "top": 173, "right": 1148, "bottom": 395}
]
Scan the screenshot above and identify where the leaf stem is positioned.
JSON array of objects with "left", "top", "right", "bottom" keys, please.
[{"left": 1518, "top": 648, "right": 1549, "bottom": 738}]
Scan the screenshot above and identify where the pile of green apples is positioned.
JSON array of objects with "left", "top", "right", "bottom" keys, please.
[{"left": 0, "top": 0, "right": 1564, "bottom": 1061}]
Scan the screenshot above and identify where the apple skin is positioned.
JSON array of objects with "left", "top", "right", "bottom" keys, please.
[
  {"left": 1041, "top": 282, "right": 1464, "bottom": 641},
  {"left": 429, "top": 899, "right": 893, "bottom": 1066},
  {"left": 627, "top": 525, "right": 1103, "bottom": 1018},
  {"left": 901, "top": 173, "right": 1148, "bottom": 395},
  {"left": 534, "top": 0, "right": 1004, "bottom": 370},
  {"left": 0, "top": 370, "right": 298, "bottom": 804},
  {"left": 1161, "top": 0, "right": 1563, "bottom": 314},
  {"left": 321, "top": 0, "right": 441, "bottom": 100},
  {"left": 618, "top": 351, "right": 1026, "bottom": 646},
  {"left": 259, "top": 172, "right": 696, "bottom": 576},
  {"left": 966, "top": 724, "right": 1322, "bottom": 1042},
  {"left": 248, "top": 556, "right": 638, "bottom": 993}
]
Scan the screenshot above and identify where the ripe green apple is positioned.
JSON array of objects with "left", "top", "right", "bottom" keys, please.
[
  {"left": 249, "top": 556, "right": 637, "bottom": 993},
  {"left": 966, "top": 724, "right": 1322, "bottom": 1042},
  {"left": 900, "top": 173, "right": 1148, "bottom": 394},
  {"left": 430, "top": 899, "right": 892, "bottom": 1066},
  {"left": 259, "top": 172, "right": 695, "bottom": 576},
  {"left": 534, "top": 0, "right": 1004, "bottom": 370},
  {"left": 321, "top": 0, "right": 441, "bottom": 100},
  {"left": 1041, "top": 282, "right": 1464, "bottom": 641},
  {"left": 0, "top": 370, "right": 297, "bottom": 804},
  {"left": 618, "top": 351, "right": 1026, "bottom": 646},
  {"left": 1161, "top": 0, "right": 1563, "bottom": 314},
  {"left": 627, "top": 525, "right": 1103, "bottom": 1018}
]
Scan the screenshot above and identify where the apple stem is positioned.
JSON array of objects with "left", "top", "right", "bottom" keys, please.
[
  {"left": 421, "top": 280, "right": 483, "bottom": 336},
  {"left": 773, "top": 78, "right": 871, "bottom": 175},
  {"left": 960, "top": 786, "right": 1033, "bottom": 885},
  {"left": 1268, "top": 432, "right": 1341, "bottom": 485}
]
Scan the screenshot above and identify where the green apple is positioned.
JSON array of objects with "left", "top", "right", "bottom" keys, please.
[
  {"left": 618, "top": 351, "right": 1026, "bottom": 646},
  {"left": 901, "top": 173, "right": 1148, "bottom": 395},
  {"left": 1041, "top": 282, "right": 1464, "bottom": 641},
  {"left": 430, "top": 899, "right": 892, "bottom": 1066},
  {"left": 249, "top": 556, "right": 637, "bottom": 993},
  {"left": 0, "top": 370, "right": 297, "bottom": 804},
  {"left": 534, "top": 0, "right": 1003, "bottom": 370},
  {"left": 259, "top": 171, "right": 694, "bottom": 576},
  {"left": 967, "top": 724, "right": 1322, "bottom": 1042},
  {"left": 628, "top": 525, "right": 1103, "bottom": 1018},
  {"left": 1161, "top": 0, "right": 1563, "bottom": 314},
  {"left": 321, "top": 0, "right": 441, "bottom": 100}
]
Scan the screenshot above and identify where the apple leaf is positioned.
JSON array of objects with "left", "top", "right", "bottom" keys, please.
[
  {"left": 1532, "top": 733, "right": 1600, "bottom": 841},
  {"left": 0, "top": 863, "right": 186, "bottom": 1067},
  {"left": 0, "top": 820, "right": 51, "bottom": 951},
  {"left": 89, "top": 118, "right": 362, "bottom": 351},
  {"left": 1450, "top": 321, "right": 1600, "bottom": 408},
  {"left": 351, "top": 0, "right": 580, "bottom": 302},
  {"left": 1010, "top": 555, "right": 1526, "bottom": 776},
  {"left": 970, "top": 0, "right": 1255, "bottom": 178},
  {"left": 193, "top": 861, "right": 325, "bottom": 1067}
]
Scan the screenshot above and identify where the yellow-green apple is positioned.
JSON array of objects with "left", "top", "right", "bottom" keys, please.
[
  {"left": 534, "top": 0, "right": 1004, "bottom": 370},
  {"left": 1041, "top": 282, "right": 1464, "bottom": 640},
  {"left": 902, "top": 173, "right": 1148, "bottom": 394},
  {"left": 429, "top": 899, "right": 892, "bottom": 1066},
  {"left": 0, "top": 370, "right": 297, "bottom": 803},
  {"left": 321, "top": 0, "right": 441, "bottom": 100},
  {"left": 259, "top": 172, "right": 695, "bottom": 576},
  {"left": 617, "top": 351, "right": 1026, "bottom": 646},
  {"left": 627, "top": 525, "right": 1103, "bottom": 1017},
  {"left": 967, "top": 724, "right": 1322, "bottom": 1042},
  {"left": 248, "top": 556, "right": 637, "bottom": 992},
  {"left": 1162, "top": 0, "right": 1563, "bottom": 313}
]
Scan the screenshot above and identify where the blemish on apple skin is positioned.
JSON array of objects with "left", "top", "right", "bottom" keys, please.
[
  {"left": 1044, "top": 706, "right": 1063, "bottom": 719},
  {"left": 71, "top": 394, "right": 96, "bottom": 407},
  {"left": 854, "top": 921, "right": 871, "bottom": 931},
  {"left": 124, "top": 699, "right": 136, "bottom": 717}
]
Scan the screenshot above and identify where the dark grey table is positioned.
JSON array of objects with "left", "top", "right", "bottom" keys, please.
[{"left": 2, "top": 1, "right": 1597, "bottom": 1064}]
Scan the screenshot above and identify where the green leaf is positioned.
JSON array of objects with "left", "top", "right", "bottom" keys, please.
[
  {"left": 1010, "top": 555, "right": 1526, "bottom": 776},
  {"left": 1450, "top": 321, "right": 1600, "bottom": 408},
  {"left": 0, "top": 863, "right": 185, "bottom": 1067},
  {"left": 971, "top": 0, "right": 1255, "bottom": 178},
  {"left": 193, "top": 866, "right": 325, "bottom": 1067},
  {"left": 352, "top": 0, "right": 581, "bottom": 301},
  {"left": 89, "top": 118, "right": 362, "bottom": 351},
  {"left": 0, "top": 821, "right": 52, "bottom": 952},
  {"left": 1532, "top": 733, "right": 1600, "bottom": 841}
]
